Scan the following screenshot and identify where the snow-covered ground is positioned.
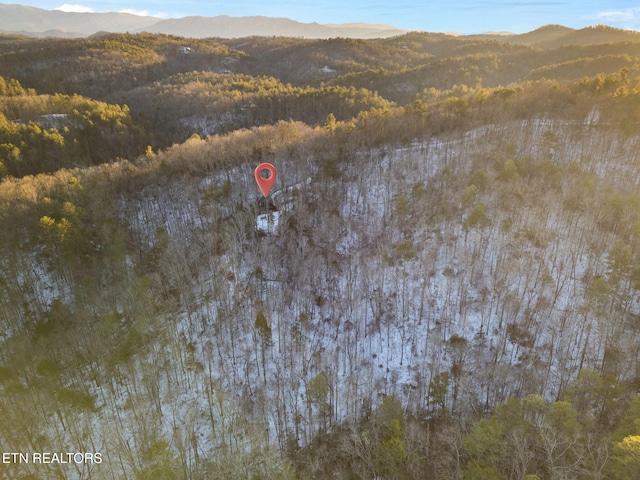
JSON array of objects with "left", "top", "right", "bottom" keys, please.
[
  {"left": 113, "top": 119, "right": 640, "bottom": 452},
  {"left": 5, "top": 118, "right": 640, "bottom": 478}
]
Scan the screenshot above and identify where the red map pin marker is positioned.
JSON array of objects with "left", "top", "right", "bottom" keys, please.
[{"left": 254, "top": 162, "right": 277, "bottom": 197}]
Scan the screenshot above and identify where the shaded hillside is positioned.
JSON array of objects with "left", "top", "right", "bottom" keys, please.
[
  {"left": 0, "top": 33, "right": 246, "bottom": 98},
  {"left": 117, "top": 71, "right": 394, "bottom": 139}
]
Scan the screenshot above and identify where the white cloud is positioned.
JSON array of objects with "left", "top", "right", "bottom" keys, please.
[
  {"left": 55, "top": 4, "right": 167, "bottom": 17},
  {"left": 589, "top": 7, "right": 640, "bottom": 24},
  {"left": 119, "top": 8, "right": 168, "bottom": 18},
  {"left": 55, "top": 4, "right": 95, "bottom": 13},
  {"left": 119, "top": 8, "right": 149, "bottom": 16}
]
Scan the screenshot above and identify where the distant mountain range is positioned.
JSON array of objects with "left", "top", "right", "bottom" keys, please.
[
  {"left": 1, "top": 4, "right": 639, "bottom": 44},
  {"left": 0, "top": 4, "right": 408, "bottom": 39}
]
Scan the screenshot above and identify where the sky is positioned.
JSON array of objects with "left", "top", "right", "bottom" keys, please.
[{"left": 10, "top": 0, "right": 640, "bottom": 34}]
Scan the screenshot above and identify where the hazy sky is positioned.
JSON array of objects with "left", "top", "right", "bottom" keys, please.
[{"left": 11, "top": 1, "right": 640, "bottom": 34}]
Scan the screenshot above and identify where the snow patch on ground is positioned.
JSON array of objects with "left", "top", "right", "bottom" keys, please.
[{"left": 9, "top": 119, "right": 639, "bottom": 478}]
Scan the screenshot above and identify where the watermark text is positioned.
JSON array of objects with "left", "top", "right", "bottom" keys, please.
[{"left": 2, "top": 452, "right": 102, "bottom": 464}]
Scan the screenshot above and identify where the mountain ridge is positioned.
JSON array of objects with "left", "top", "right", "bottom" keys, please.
[
  {"left": 1, "top": 4, "right": 638, "bottom": 44},
  {"left": 0, "top": 4, "right": 409, "bottom": 39},
  {"left": 0, "top": 4, "right": 161, "bottom": 38}
]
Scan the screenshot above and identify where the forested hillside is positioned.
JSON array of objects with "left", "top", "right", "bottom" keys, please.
[{"left": 3, "top": 26, "right": 640, "bottom": 479}]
